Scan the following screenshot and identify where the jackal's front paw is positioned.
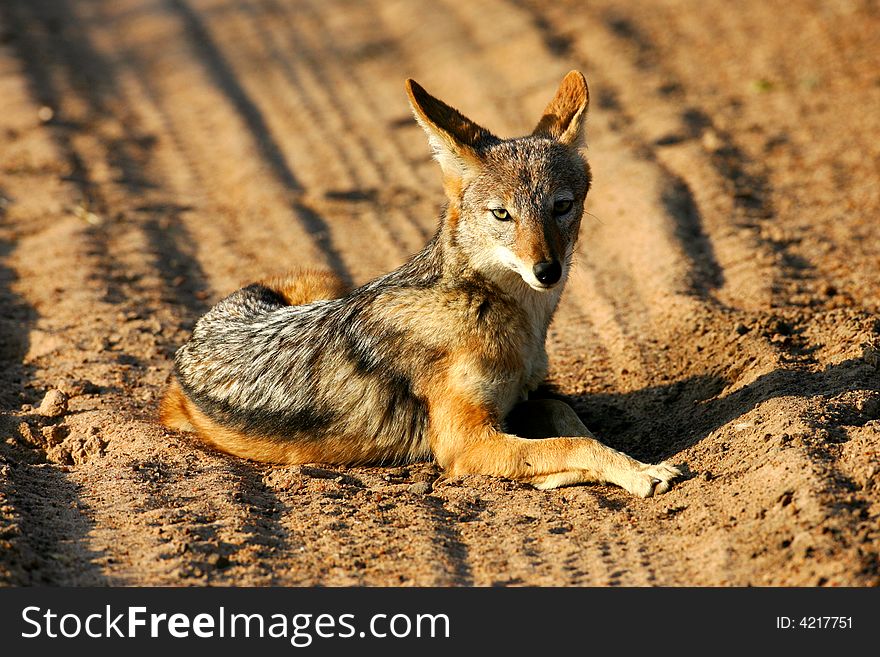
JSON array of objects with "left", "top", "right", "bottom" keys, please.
[{"left": 618, "top": 461, "right": 681, "bottom": 498}]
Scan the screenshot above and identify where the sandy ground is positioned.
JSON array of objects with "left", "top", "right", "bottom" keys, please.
[{"left": 0, "top": 0, "right": 878, "bottom": 586}]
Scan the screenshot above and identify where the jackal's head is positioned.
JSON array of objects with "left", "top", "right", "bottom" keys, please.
[{"left": 407, "top": 71, "right": 591, "bottom": 291}]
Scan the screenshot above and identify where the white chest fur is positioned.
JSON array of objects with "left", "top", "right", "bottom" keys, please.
[{"left": 501, "top": 278, "right": 563, "bottom": 413}]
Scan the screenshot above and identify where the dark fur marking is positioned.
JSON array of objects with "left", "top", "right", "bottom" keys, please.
[
  {"left": 239, "top": 283, "right": 290, "bottom": 308},
  {"left": 386, "top": 377, "right": 430, "bottom": 454},
  {"left": 179, "top": 374, "right": 337, "bottom": 439},
  {"left": 339, "top": 328, "right": 432, "bottom": 450},
  {"left": 476, "top": 299, "right": 491, "bottom": 323}
]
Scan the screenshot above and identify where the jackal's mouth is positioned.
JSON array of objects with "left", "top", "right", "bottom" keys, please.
[{"left": 525, "top": 279, "right": 560, "bottom": 292}]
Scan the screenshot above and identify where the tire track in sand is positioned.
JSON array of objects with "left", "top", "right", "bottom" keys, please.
[{"left": 0, "top": 0, "right": 322, "bottom": 585}]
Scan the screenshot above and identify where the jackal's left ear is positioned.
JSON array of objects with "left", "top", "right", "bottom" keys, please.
[
  {"left": 406, "top": 79, "right": 496, "bottom": 180},
  {"left": 532, "top": 71, "right": 590, "bottom": 148}
]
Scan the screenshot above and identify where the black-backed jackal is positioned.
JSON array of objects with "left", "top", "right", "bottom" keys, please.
[{"left": 162, "top": 72, "right": 680, "bottom": 497}]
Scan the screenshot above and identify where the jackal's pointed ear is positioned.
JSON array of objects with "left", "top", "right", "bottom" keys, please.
[
  {"left": 532, "top": 71, "right": 589, "bottom": 148},
  {"left": 406, "top": 79, "right": 495, "bottom": 180}
]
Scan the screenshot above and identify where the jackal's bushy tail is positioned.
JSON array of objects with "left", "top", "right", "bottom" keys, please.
[{"left": 256, "top": 270, "right": 348, "bottom": 306}]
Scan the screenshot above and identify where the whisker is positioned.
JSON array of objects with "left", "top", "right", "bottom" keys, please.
[{"left": 584, "top": 210, "right": 604, "bottom": 225}]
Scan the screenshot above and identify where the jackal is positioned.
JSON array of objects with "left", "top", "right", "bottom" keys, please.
[{"left": 162, "top": 71, "right": 680, "bottom": 497}]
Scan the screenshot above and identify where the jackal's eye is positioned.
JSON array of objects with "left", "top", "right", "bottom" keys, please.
[
  {"left": 553, "top": 199, "right": 573, "bottom": 216},
  {"left": 491, "top": 208, "right": 510, "bottom": 221}
]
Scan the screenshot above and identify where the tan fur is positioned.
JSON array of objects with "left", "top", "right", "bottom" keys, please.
[
  {"left": 512, "top": 219, "right": 565, "bottom": 269},
  {"left": 405, "top": 79, "right": 488, "bottom": 164},
  {"left": 159, "top": 380, "right": 196, "bottom": 432},
  {"left": 533, "top": 70, "right": 590, "bottom": 146},
  {"left": 257, "top": 270, "right": 348, "bottom": 306}
]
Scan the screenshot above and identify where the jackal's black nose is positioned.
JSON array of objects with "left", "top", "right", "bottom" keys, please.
[{"left": 533, "top": 260, "right": 562, "bottom": 286}]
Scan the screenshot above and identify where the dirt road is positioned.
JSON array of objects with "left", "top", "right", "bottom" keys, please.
[{"left": 1, "top": 0, "right": 878, "bottom": 586}]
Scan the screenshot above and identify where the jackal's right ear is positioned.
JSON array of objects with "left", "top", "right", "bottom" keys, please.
[
  {"left": 406, "top": 79, "right": 495, "bottom": 181},
  {"left": 532, "top": 71, "right": 590, "bottom": 148}
]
